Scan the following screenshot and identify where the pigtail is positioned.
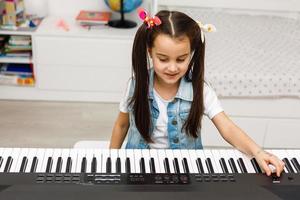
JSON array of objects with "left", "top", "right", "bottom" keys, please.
[
  {"left": 130, "top": 25, "right": 153, "bottom": 142},
  {"left": 183, "top": 27, "right": 205, "bottom": 138}
]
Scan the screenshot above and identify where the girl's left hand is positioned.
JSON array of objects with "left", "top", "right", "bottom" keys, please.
[{"left": 254, "top": 150, "right": 285, "bottom": 177}]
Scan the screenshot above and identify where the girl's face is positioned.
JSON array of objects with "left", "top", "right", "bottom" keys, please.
[{"left": 149, "top": 34, "right": 191, "bottom": 86}]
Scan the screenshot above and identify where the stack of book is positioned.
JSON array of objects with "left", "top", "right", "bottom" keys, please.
[
  {"left": 76, "top": 10, "right": 111, "bottom": 29},
  {"left": 0, "top": 63, "right": 34, "bottom": 86},
  {"left": 1, "top": 35, "right": 32, "bottom": 58}
]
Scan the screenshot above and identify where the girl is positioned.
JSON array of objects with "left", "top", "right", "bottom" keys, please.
[{"left": 109, "top": 9, "right": 285, "bottom": 176}]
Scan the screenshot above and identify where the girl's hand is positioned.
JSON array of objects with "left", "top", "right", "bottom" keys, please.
[{"left": 254, "top": 149, "right": 285, "bottom": 177}]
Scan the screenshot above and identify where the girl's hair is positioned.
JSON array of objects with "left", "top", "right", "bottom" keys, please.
[{"left": 130, "top": 10, "right": 205, "bottom": 142}]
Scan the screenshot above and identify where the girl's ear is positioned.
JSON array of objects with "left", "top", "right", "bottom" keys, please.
[{"left": 147, "top": 48, "right": 153, "bottom": 59}]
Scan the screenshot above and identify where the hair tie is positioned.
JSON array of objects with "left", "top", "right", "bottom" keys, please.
[
  {"left": 138, "top": 8, "right": 162, "bottom": 29},
  {"left": 197, "top": 21, "right": 216, "bottom": 43}
]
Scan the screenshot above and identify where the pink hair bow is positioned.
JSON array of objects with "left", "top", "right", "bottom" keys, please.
[{"left": 138, "top": 8, "right": 161, "bottom": 28}]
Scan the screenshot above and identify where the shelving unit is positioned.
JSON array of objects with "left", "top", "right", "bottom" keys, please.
[
  {"left": 0, "top": 30, "right": 35, "bottom": 88},
  {"left": 0, "top": 16, "right": 136, "bottom": 102}
]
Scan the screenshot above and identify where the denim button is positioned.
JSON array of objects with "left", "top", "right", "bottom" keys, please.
[
  {"left": 172, "top": 120, "right": 177, "bottom": 125},
  {"left": 173, "top": 138, "right": 179, "bottom": 143}
]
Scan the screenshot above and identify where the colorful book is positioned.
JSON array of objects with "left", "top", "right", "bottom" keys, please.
[{"left": 76, "top": 10, "right": 111, "bottom": 25}]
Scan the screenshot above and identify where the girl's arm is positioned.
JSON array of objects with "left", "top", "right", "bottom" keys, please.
[
  {"left": 109, "top": 112, "right": 130, "bottom": 149},
  {"left": 211, "top": 111, "right": 285, "bottom": 176}
]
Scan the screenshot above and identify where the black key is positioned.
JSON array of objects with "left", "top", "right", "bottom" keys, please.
[
  {"left": 4, "top": 156, "right": 13, "bottom": 172},
  {"left": 283, "top": 158, "right": 295, "bottom": 173},
  {"left": 164, "top": 158, "right": 170, "bottom": 173},
  {"left": 173, "top": 158, "right": 180, "bottom": 174},
  {"left": 219, "top": 158, "right": 229, "bottom": 173},
  {"left": 196, "top": 158, "right": 204, "bottom": 173},
  {"left": 291, "top": 158, "right": 300, "bottom": 173},
  {"left": 45, "top": 157, "right": 53, "bottom": 173},
  {"left": 81, "top": 157, "right": 87, "bottom": 173},
  {"left": 55, "top": 157, "right": 63, "bottom": 173},
  {"left": 125, "top": 157, "right": 131, "bottom": 173},
  {"left": 251, "top": 158, "right": 262, "bottom": 173},
  {"left": 116, "top": 157, "right": 121, "bottom": 173},
  {"left": 150, "top": 157, "right": 156, "bottom": 174},
  {"left": 205, "top": 158, "right": 214, "bottom": 174},
  {"left": 0, "top": 157, "right": 3, "bottom": 169},
  {"left": 66, "top": 157, "right": 72, "bottom": 173},
  {"left": 182, "top": 158, "right": 190, "bottom": 173},
  {"left": 237, "top": 158, "right": 248, "bottom": 173},
  {"left": 106, "top": 157, "right": 111, "bottom": 173},
  {"left": 19, "top": 156, "right": 28, "bottom": 173},
  {"left": 228, "top": 158, "right": 238, "bottom": 173},
  {"left": 91, "top": 157, "right": 97, "bottom": 173},
  {"left": 30, "top": 157, "right": 38, "bottom": 173},
  {"left": 140, "top": 158, "right": 146, "bottom": 173}
]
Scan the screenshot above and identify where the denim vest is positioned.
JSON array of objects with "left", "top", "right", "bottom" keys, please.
[{"left": 125, "top": 68, "right": 203, "bottom": 149}]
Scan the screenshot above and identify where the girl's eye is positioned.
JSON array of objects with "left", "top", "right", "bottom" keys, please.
[
  {"left": 159, "top": 58, "right": 168, "bottom": 62},
  {"left": 177, "top": 59, "right": 186, "bottom": 63}
]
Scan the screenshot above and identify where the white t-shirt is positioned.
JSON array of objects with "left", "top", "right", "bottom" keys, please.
[{"left": 119, "top": 79, "right": 223, "bottom": 148}]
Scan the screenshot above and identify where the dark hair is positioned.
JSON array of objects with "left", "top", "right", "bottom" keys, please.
[{"left": 130, "top": 10, "right": 205, "bottom": 142}]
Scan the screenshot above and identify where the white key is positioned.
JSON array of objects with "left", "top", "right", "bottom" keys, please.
[
  {"left": 219, "top": 149, "right": 233, "bottom": 173},
  {"left": 157, "top": 150, "right": 166, "bottom": 173},
  {"left": 101, "top": 149, "right": 110, "bottom": 173},
  {"left": 0, "top": 148, "right": 13, "bottom": 172},
  {"left": 187, "top": 150, "right": 199, "bottom": 174},
  {"left": 203, "top": 149, "right": 220, "bottom": 173},
  {"left": 210, "top": 149, "right": 224, "bottom": 173},
  {"left": 51, "top": 149, "right": 62, "bottom": 173},
  {"left": 35, "top": 148, "right": 46, "bottom": 173},
  {"left": 40, "top": 149, "right": 53, "bottom": 173},
  {"left": 133, "top": 149, "right": 142, "bottom": 173},
  {"left": 60, "top": 149, "right": 70, "bottom": 173},
  {"left": 118, "top": 149, "right": 126, "bottom": 173},
  {"left": 181, "top": 149, "right": 195, "bottom": 173},
  {"left": 149, "top": 149, "right": 161, "bottom": 173},
  {"left": 7, "top": 148, "right": 21, "bottom": 173},
  {"left": 234, "top": 149, "right": 255, "bottom": 173},
  {"left": 85, "top": 149, "right": 94, "bottom": 173},
  {"left": 283, "top": 149, "right": 297, "bottom": 173},
  {"left": 195, "top": 150, "right": 209, "bottom": 173},
  {"left": 165, "top": 149, "right": 175, "bottom": 174},
  {"left": 13, "top": 148, "right": 28, "bottom": 173},
  {"left": 126, "top": 149, "right": 135, "bottom": 173},
  {"left": 141, "top": 149, "right": 151, "bottom": 173},
  {"left": 172, "top": 149, "right": 184, "bottom": 173},
  {"left": 287, "top": 149, "right": 300, "bottom": 173},
  {"left": 227, "top": 149, "right": 242, "bottom": 173},
  {"left": 110, "top": 149, "right": 118, "bottom": 173},
  {"left": 69, "top": 149, "right": 78, "bottom": 173},
  {"left": 93, "top": 149, "right": 102, "bottom": 173},
  {"left": 25, "top": 148, "right": 37, "bottom": 173},
  {"left": 270, "top": 150, "right": 287, "bottom": 173},
  {"left": 76, "top": 149, "right": 86, "bottom": 173}
]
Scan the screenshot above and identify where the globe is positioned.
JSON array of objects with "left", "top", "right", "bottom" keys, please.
[{"left": 104, "top": 0, "right": 143, "bottom": 13}]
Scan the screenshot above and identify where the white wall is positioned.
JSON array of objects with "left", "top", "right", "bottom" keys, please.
[
  {"left": 158, "top": 0, "right": 300, "bottom": 12},
  {"left": 24, "top": 0, "right": 154, "bottom": 18}
]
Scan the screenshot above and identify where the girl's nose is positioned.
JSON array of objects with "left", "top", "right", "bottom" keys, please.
[{"left": 167, "top": 62, "right": 179, "bottom": 72}]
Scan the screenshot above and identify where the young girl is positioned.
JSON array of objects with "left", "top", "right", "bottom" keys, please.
[{"left": 109, "top": 9, "right": 284, "bottom": 176}]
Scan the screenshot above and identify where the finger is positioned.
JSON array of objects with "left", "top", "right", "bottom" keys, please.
[
  {"left": 261, "top": 161, "right": 272, "bottom": 176},
  {"left": 269, "top": 156, "right": 284, "bottom": 177}
]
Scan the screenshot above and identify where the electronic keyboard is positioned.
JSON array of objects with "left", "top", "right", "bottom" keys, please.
[{"left": 0, "top": 148, "right": 299, "bottom": 200}]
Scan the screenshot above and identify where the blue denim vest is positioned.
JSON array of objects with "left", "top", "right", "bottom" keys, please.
[{"left": 125, "top": 68, "right": 203, "bottom": 149}]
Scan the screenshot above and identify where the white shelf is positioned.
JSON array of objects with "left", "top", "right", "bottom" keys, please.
[{"left": 0, "top": 56, "right": 33, "bottom": 64}]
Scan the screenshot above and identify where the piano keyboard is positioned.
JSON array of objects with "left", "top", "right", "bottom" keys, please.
[{"left": 0, "top": 148, "right": 299, "bottom": 174}]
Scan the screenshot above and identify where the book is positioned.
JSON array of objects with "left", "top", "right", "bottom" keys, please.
[
  {"left": 0, "top": 74, "right": 34, "bottom": 86},
  {"left": 76, "top": 10, "right": 111, "bottom": 25},
  {"left": 0, "top": 63, "right": 33, "bottom": 76}
]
